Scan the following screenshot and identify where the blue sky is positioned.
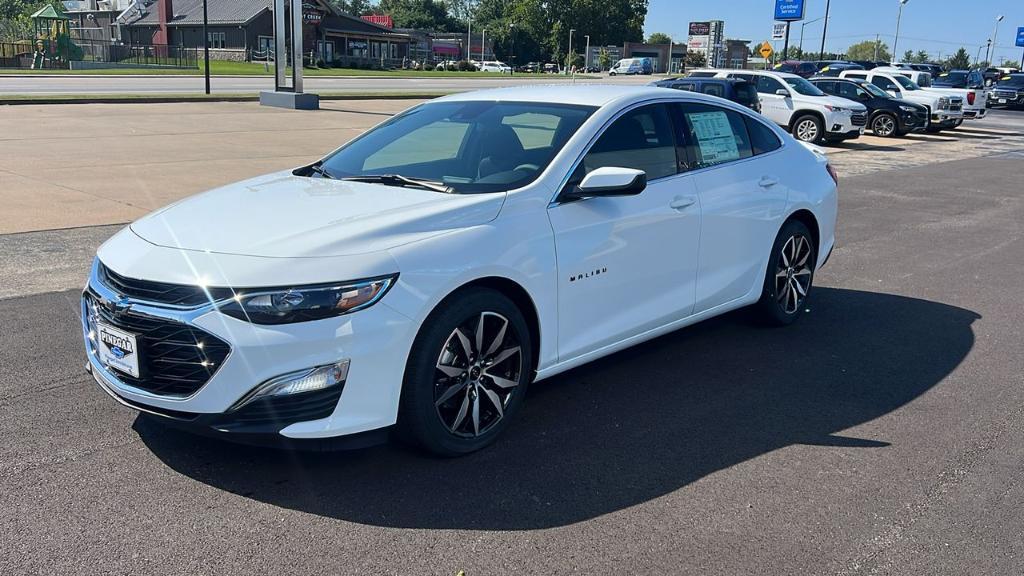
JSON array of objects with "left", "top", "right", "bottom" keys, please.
[{"left": 644, "top": 0, "right": 1024, "bottom": 64}]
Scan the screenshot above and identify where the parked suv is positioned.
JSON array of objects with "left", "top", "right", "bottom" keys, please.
[
  {"left": 650, "top": 77, "right": 761, "bottom": 113},
  {"left": 839, "top": 70, "right": 963, "bottom": 132},
  {"left": 697, "top": 69, "right": 867, "bottom": 144},
  {"left": 773, "top": 60, "right": 820, "bottom": 78},
  {"left": 989, "top": 74, "right": 1024, "bottom": 108},
  {"left": 811, "top": 77, "right": 928, "bottom": 137}
]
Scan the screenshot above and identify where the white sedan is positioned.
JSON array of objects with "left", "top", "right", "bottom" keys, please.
[{"left": 82, "top": 86, "right": 838, "bottom": 455}]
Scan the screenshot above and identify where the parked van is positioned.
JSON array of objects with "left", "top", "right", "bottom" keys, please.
[{"left": 609, "top": 58, "right": 652, "bottom": 76}]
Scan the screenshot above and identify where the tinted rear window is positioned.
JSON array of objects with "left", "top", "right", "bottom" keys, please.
[{"left": 744, "top": 116, "right": 782, "bottom": 155}]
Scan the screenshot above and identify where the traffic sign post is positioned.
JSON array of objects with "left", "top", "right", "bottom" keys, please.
[
  {"left": 759, "top": 41, "right": 774, "bottom": 69},
  {"left": 1017, "top": 27, "right": 1024, "bottom": 69}
]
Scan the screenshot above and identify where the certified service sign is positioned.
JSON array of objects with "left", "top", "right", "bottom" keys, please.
[
  {"left": 1016, "top": 26, "right": 1024, "bottom": 48},
  {"left": 775, "top": 0, "right": 806, "bottom": 22}
]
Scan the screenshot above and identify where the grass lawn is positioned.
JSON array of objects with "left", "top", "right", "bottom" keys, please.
[{"left": 1, "top": 60, "right": 597, "bottom": 78}]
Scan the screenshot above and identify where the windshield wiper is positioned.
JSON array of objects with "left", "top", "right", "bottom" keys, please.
[
  {"left": 306, "top": 162, "right": 336, "bottom": 180},
  {"left": 341, "top": 174, "right": 453, "bottom": 194}
]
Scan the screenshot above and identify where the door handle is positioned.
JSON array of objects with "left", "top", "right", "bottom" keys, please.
[
  {"left": 759, "top": 176, "right": 780, "bottom": 188},
  {"left": 670, "top": 196, "right": 697, "bottom": 211}
]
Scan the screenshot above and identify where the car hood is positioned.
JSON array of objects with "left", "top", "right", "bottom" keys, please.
[{"left": 130, "top": 171, "right": 505, "bottom": 258}]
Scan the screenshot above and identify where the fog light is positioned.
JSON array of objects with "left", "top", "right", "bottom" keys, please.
[
  {"left": 831, "top": 123, "right": 842, "bottom": 131},
  {"left": 229, "top": 360, "right": 350, "bottom": 412}
]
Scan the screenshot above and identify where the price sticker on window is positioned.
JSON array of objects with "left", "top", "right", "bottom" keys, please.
[{"left": 689, "top": 111, "right": 740, "bottom": 165}]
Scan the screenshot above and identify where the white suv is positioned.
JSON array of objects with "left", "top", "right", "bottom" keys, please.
[
  {"left": 696, "top": 70, "right": 867, "bottom": 144},
  {"left": 839, "top": 70, "right": 964, "bottom": 132}
]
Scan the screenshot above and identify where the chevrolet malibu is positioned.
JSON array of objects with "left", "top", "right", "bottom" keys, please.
[{"left": 82, "top": 86, "right": 838, "bottom": 456}]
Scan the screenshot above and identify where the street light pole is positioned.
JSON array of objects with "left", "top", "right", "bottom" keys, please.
[
  {"left": 467, "top": 14, "right": 472, "bottom": 63},
  {"left": 481, "top": 28, "right": 486, "bottom": 62},
  {"left": 893, "top": 0, "right": 910, "bottom": 62},
  {"left": 986, "top": 15, "right": 1004, "bottom": 65},
  {"left": 799, "top": 16, "right": 826, "bottom": 55},
  {"left": 567, "top": 28, "right": 575, "bottom": 75},
  {"left": 819, "top": 0, "right": 831, "bottom": 60},
  {"left": 509, "top": 22, "right": 516, "bottom": 75},
  {"left": 202, "top": 0, "right": 210, "bottom": 94}
]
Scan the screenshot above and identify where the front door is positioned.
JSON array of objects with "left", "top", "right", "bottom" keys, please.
[
  {"left": 752, "top": 74, "right": 795, "bottom": 126},
  {"left": 547, "top": 103, "right": 701, "bottom": 361}
]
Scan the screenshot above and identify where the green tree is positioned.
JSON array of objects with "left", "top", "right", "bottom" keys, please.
[
  {"left": 946, "top": 47, "right": 971, "bottom": 70},
  {"left": 598, "top": 47, "right": 611, "bottom": 69},
  {"left": 376, "top": 0, "right": 457, "bottom": 31},
  {"left": 327, "top": 0, "right": 377, "bottom": 15},
  {"left": 646, "top": 32, "right": 672, "bottom": 45},
  {"left": 915, "top": 50, "right": 929, "bottom": 64},
  {"left": 565, "top": 49, "right": 581, "bottom": 69},
  {"left": 902, "top": 49, "right": 914, "bottom": 63},
  {"left": 685, "top": 51, "right": 705, "bottom": 68},
  {"left": 846, "top": 39, "right": 890, "bottom": 62}
]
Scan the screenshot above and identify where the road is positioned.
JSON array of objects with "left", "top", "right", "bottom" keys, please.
[
  {"left": 2, "top": 108, "right": 1024, "bottom": 575},
  {"left": 0, "top": 73, "right": 651, "bottom": 95}
]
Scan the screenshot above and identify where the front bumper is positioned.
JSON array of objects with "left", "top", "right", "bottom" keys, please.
[
  {"left": 82, "top": 258, "right": 417, "bottom": 445},
  {"left": 823, "top": 111, "right": 862, "bottom": 135},
  {"left": 898, "top": 110, "right": 929, "bottom": 132}
]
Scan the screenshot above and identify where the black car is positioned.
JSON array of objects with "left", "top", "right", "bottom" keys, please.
[
  {"left": 989, "top": 74, "right": 1024, "bottom": 108},
  {"left": 651, "top": 77, "right": 761, "bottom": 113},
  {"left": 932, "top": 69, "right": 985, "bottom": 89},
  {"left": 810, "top": 77, "right": 929, "bottom": 137},
  {"left": 813, "top": 61, "right": 865, "bottom": 77}
]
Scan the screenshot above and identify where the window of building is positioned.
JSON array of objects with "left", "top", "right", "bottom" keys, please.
[{"left": 207, "top": 32, "right": 226, "bottom": 49}]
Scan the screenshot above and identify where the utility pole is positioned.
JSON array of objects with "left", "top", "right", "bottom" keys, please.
[
  {"left": 782, "top": 22, "right": 790, "bottom": 61},
  {"left": 467, "top": 13, "right": 472, "bottom": 62},
  {"left": 874, "top": 34, "right": 880, "bottom": 61},
  {"left": 202, "top": 0, "right": 210, "bottom": 94},
  {"left": 584, "top": 34, "right": 590, "bottom": 71},
  {"left": 567, "top": 28, "right": 575, "bottom": 75},
  {"left": 986, "top": 15, "right": 1004, "bottom": 65},
  {"left": 819, "top": 0, "right": 831, "bottom": 60},
  {"left": 481, "top": 28, "right": 486, "bottom": 62}
]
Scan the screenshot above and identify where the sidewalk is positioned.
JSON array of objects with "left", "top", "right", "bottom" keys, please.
[{"left": 0, "top": 99, "right": 418, "bottom": 234}]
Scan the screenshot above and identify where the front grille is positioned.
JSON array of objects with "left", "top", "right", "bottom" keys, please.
[
  {"left": 87, "top": 293, "right": 231, "bottom": 397},
  {"left": 992, "top": 90, "right": 1019, "bottom": 100},
  {"left": 100, "top": 262, "right": 234, "bottom": 307},
  {"left": 851, "top": 113, "right": 867, "bottom": 127}
]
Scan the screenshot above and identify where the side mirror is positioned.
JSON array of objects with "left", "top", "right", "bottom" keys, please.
[
  {"left": 571, "top": 167, "right": 647, "bottom": 198},
  {"left": 775, "top": 88, "right": 791, "bottom": 97},
  {"left": 886, "top": 89, "right": 899, "bottom": 98}
]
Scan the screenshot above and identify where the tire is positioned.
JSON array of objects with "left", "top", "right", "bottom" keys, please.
[
  {"left": 791, "top": 114, "right": 824, "bottom": 144},
  {"left": 871, "top": 112, "right": 899, "bottom": 137},
  {"left": 925, "top": 123, "right": 944, "bottom": 133},
  {"left": 397, "top": 287, "right": 533, "bottom": 456},
  {"left": 754, "top": 220, "right": 817, "bottom": 326}
]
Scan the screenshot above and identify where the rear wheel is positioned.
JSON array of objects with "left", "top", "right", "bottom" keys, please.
[
  {"left": 754, "top": 220, "right": 817, "bottom": 326},
  {"left": 792, "top": 114, "right": 824, "bottom": 144},
  {"left": 397, "top": 288, "right": 533, "bottom": 456},
  {"left": 871, "top": 112, "right": 898, "bottom": 137}
]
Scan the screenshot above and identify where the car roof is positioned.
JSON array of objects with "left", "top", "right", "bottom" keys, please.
[
  {"left": 435, "top": 84, "right": 734, "bottom": 108},
  {"left": 695, "top": 68, "right": 802, "bottom": 79}
]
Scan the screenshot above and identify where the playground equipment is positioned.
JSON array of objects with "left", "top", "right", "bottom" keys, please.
[{"left": 29, "top": 5, "right": 82, "bottom": 69}]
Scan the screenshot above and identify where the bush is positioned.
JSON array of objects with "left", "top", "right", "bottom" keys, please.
[{"left": 456, "top": 59, "right": 478, "bottom": 72}]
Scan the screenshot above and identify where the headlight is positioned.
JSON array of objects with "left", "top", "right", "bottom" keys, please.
[
  {"left": 220, "top": 275, "right": 397, "bottom": 325},
  {"left": 825, "top": 105, "right": 847, "bottom": 112},
  {"left": 899, "top": 105, "right": 919, "bottom": 112}
]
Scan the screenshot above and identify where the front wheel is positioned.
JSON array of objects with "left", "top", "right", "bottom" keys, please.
[
  {"left": 871, "top": 112, "right": 898, "bottom": 137},
  {"left": 754, "top": 220, "right": 817, "bottom": 326},
  {"left": 791, "top": 114, "right": 824, "bottom": 144},
  {"left": 397, "top": 288, "right": 533, "bottom": 456}
]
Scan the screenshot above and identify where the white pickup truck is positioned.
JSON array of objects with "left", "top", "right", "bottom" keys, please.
[
  {"left": 839, "top": 70, "right": 964, "bottom": 132},
  {"left": 874, "top": 67, "right": 988, "bottom": 121}
]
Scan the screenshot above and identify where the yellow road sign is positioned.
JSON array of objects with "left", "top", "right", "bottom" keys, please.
[{"left": 759, "top": 42, "right": 774, "bottom": 59}]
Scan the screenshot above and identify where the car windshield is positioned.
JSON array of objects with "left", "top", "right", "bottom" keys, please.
[
  {"left": 318, "top": 101, "right": 595, "bottom": 194},
  {"left": 998, "top": 75, "right": 1024, "bottom": 86},
  {"left": 860, "top": 82, "right": 890, "bottom": 98},
  {"left": 936, "top": 72, "right": 967, "bottom": 85},
  {"left": 893, "top": 75, "right": 920, "bottom": 90},
  {"left": 784, "top": 76, "right": 826, "bottom": 96}
]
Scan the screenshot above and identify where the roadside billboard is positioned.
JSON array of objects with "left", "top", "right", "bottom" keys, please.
[
  {"left": 774, "top": 0, "right": 806, "bottom": 22},
  {"left": 689, "top": 22, "right": 711, "bottom": 36}
]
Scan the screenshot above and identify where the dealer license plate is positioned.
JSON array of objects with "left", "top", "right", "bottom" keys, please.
[
  {"left": 97, "top": 323, "right": 140, "bottom": 378},
  {"left": 998, "top": 99, "right": 1007, "bottom": 104}
]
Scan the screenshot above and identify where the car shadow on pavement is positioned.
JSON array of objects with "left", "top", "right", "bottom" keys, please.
[
  {"left": 136, "top": 287, "right": 978, "bottom": 530},
  {"left": 827, "top": 142, "right": 905, "bottom": 152}
]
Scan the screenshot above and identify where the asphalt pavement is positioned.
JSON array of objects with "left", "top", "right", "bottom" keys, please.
[
  {"left": 0, "top": 73, "right": 651, "bottom": 95},
  {"left": 2, "top": 109, "right": 1024, "bottom": 575}
]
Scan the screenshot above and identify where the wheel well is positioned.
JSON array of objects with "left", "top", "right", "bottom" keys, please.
[
  {"left": 443, "top": 277, "right": 542, "bottom": 376},
  {"left": 789, "top": 110, "right": 824, "bottom": 131},
  {"left": 786, "top": 209, "right": 820, "bottom": 260}
]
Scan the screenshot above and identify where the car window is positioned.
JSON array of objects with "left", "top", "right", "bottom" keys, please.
[
  {"left": 580, "top": 103, "right": 678, "bottom": 180},
  {"left": 323, "top": 101, "right": 595, "bottom": 194},
  {"left": 837, "top": 81, "right": 865, "bottom": 100},
  {"left": 730, "top": 73, "right": 755, "bottom": 82},
  {"left": 677, "top": 103, "right": 753, "bottom": 168},
  {"left": 845, "top": 72, "right": 868, "bottom": 80},
  {"left": 701, "top": 84, "right": 726, "bottom": 98},
  {"left": 671, "top": 82, "right": 697, "bottom": 92},
  {"left": 755, "top": 75, "right": 785, "bottom": 94},
  {"left": 872, "top": 76, "right": 899, "bottom": 92},
  {"left": 745, "top": 116, "right": 782, "bottom": 155},
  {"left": 733, "top": 83, "right": 759, "bottom": 104},
  {"left": 688, "top": 71, "right": 716, "bottom": 78},
  {"left": 814, "top": 81, "right": 836, "bottom": 94}
]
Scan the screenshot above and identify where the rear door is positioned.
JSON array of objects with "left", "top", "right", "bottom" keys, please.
[
  {"left": 752, "top": 74, "right": 793, "bottom": 125},
  {"left": 547, "top": 102, "right": 701, "bottom": 360},
  {"left": 676, "top": 103, "right": 790, "bottom": 312}
]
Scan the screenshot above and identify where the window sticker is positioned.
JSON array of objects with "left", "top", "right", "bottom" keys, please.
[{"left": 689, "top": 111, "right": 740, "bottom": 164}]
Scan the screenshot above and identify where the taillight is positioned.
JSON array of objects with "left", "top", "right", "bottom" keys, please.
[
  {"left": 967, "top": 91, "right": 976, "bottom": 105},
  {"left": 826, "top": 163, "right": 838, "bottom": 185}
]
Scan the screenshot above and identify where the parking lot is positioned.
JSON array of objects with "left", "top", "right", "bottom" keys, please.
[{"left": 3, "top": 101, "right": 1024, "bottom": 575}]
